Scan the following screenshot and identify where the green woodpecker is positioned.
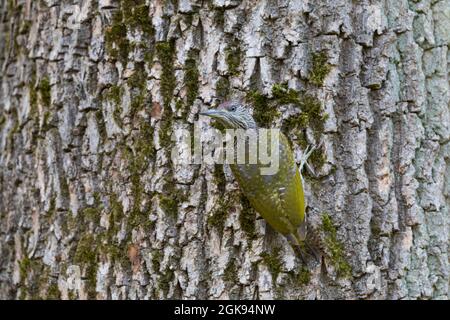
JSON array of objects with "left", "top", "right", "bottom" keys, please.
[{"left": 200, "top": 101, "right": 317, "bottom": 260}]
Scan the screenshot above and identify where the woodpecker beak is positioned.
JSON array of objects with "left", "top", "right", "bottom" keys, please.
[{"left": 199, "top": 109, "right": 225, "bottom": 118}]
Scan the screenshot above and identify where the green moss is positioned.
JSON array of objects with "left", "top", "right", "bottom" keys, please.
[
  {"left": 175, "top": 99, "right": 183, "bottom": 111},
  {"left": 216, "top": 77, "right": 230, "bottom": 100},
  {"left": 156, "top": 40, "right": 176, "bottom": 109},
  {"left": 182, "top": 12, "right": 194, "bottom": 26},
  {"left": 309, "top": 52, "right": 331, "bottom": 86},
  {"left": 184, "top": 50, "right": 199, "bottom": 111},
  {"left": 261, "top": 247, "right": 283, "bottom": 283},
  {"left": 120, "top": 139, "right": 153, "bottom": 233},
  {"left": 0, "top": 114, "right": 5, "bottom": 128},
  {"left": 370, "top": 224, "right": 382, "bottom": 238},
  {"left": 124, "top": 1, "right": 153, "bottom": 34},
  {"left": 213, "top": 164, "right": 226, "bottom": 193},
  {"left": 207, "top": 197, "right": 232, "bottom": 235},
  {"left": 74, "top": 235, "right": 96, "bottom": 265},
  {"left": 107, "top": 85, "right": 122, "bottom": 105},
  {"left": 246, "top": 90, "right": 278, "bottom": 127},
  {"left": 159, "top": 182, "right": 184, "bottom": 220},
  {"left": 4, "top": 23, "right": 10, "bottom": 53},
  {"left": 74, "top": 234, "right": 98, "bottom": 299},
  {"left": 127, "top": 63, "right": 148, "bottom": 117},
  {"left": 128, "top": 65, "right": 146, "bottom": 90},
  {"left": 156, "top": 39, "right": 176, "bottom": 160},
  {"left": 300, "top": 94, "right": 328, "bottom": 138},
  {"left": 47, "top": 197, "right": 56, "bottom": 218},
  {"left": 225, "top": 46, "right": 241, "bottom": 76},
  {"left": 213, "top": 8, "right": 225, "bottom": 27},
  {"left": 321, "top": 213, "right": 335, "bottom": 233},
  {"left": 125, "top": 151, "right": 146, "bottom": 230},
  {"left": 25, "top": 75, "right": 51, "bottom": 122},
  {"left": 129, "top": 157, "right": 142, "bottom": 190},
  {"left": 158, "top": 268, "right": 174, "bottom": 295},
  {"left": 62, "top": 211, "right": 78, "bottom": 235},
  {"left": 18, "top": 289, "right": 27, "bottom": 300},
  {"left": 158, "top": 109, "right": 173, "bottom": 149},
  {"left": 107, "top": 194, "right": 124, "bottom": 241},
  {"left": 115, "top": 118, "right": 154, "bottom": 230},
  {"left": 128, "top": 208, "right": 153, "bottom": 232},
  {"left": 68, "top": 290, "right": 77, "bottom": 300},
  {"left": 107, "top": 245, "right": 128, "bottom": 269},
  {"left": 134, "top": 120, "right": 155, "bottom": 167},
  {"left": 153, "top": 38, "right": 183, "bottom": 223},
  {"left": 321, "top": 213, "right": 351, "bottom": 278},
  {"left": 272, "top": 83, "right": 299, "bottom": 104},
  {"left": 38, "top": 77, "right": 51, "bottom": 107},
  {"left": 105, "top": 1, "right": 154, "bottom": 64},
  {"left": 29, "top": 85, "right": 38, "bottom": 115},
  {"left": 26, "top": 68, "right": 39, "bottom": 124},
  {"left": 309, "top": 147, "right": 327, "bottom": 170},
  {"left": 283, "top": 117, "right": 308, "bottom": 148},
  {"left": 102, "top": 62, "right": 149, "bottom": 134},
  {"left": 207, "top": 206, "right": 227, "bottom": 230},
  {"left": 7, "top": 0, "right": 15, "bottom": 14},
  {"left": 95, "top": 110, "right": 107, "bottom": 141},
  {"left": 60, "top": 176, "right": 70, "bottom": 199},
  {"left": 81, "top": 193, "right": 103, "bottom": 225},
  {"left": 239, "top": 195, "right": 257, "bottom": 240},
  {"left": 19, "top": 20, "right": 31, "bottom": 35},
  {"left": 82, "top": 207, "right": 101, "bottom": 225},
  {"left": 18, "top": 255, "right": 46, "bottom": 299},
  {"left": 19, "top": 256, "right": 32, "bottom": 282},
  {"left": 296, "top": 266, "right": 311, "bottom": 285},
  {"left": 152, "top": 250, "right": 163, "bottom": 272},
  {"left": 130, "top": 90, "right": 147, "bottom": 117},
  {"left": 144, "top": 48, "right": 154, "bottom": 65},
  {"left": 105, "top": 10, "right": 129, "bottom": 63},
  {"left": 272, "top": 83, "right": 327, "bottom": 138},
  {"left": 46, "top": 283, "right": 61, "bottom": 300},
  {"left": 159, "top": 183, "right": 186, "bottom": 219},
  {"left": 41, "top": 111, "right": 53, "bottom": 131},
  {"left": 106, "top": 67, "right": 152, "bottom": 234},
  {"left": 159, "top": 195, "right": 178, "bottom": 218},
  {"left": 223, "top": 258, "right": 238, "bottom": 283},
  {"left": 211, "top": 122, "right": 226, "bottom": 135}
]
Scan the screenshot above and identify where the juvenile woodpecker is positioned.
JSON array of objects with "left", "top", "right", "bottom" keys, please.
[{"left": 200, "top": 101, "right": 317, "bottom": 260}]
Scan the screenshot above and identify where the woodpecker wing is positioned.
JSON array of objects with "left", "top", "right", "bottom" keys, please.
[{"left": 230, "top": 131, "right": 305, "bottom": 235}]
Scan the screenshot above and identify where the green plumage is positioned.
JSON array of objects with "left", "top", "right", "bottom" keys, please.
[{"left": 230, "top": 131, "right": 306, "bottom": 238}]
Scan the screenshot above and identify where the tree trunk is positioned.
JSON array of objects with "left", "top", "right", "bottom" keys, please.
[{"left": 0, "top": 0, "right": 449, "bottom": 300}]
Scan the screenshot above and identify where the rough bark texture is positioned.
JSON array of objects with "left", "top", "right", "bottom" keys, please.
[{"left": 0, "top": 0, "right": 449, "bottom": 300}]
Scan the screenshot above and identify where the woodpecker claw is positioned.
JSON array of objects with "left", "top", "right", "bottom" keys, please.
[
  {"left": 305, "top": 162, "right": 315, "bottom": 177},
  {"left": 299, "top": 144, "right": 316, "bottom": 172},
  {"left": 300, "top": 142, "right": 325, "bottom": 177}
]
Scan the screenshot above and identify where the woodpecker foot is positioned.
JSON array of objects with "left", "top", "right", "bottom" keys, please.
[
  {"left": 299, "top": 144, "right": 316, "bottom": 173},
  {"left": 299, "top": 142, "right": 323, "bottom": 177}
]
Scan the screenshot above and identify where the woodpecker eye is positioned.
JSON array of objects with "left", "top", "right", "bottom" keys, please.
[{"left": 229, "top": 106, "right": 236, "bottom": 112}]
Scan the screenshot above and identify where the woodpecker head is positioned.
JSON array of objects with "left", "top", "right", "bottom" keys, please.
[{"left": 200, "top": 100, "right": 257, "bottom": 129}]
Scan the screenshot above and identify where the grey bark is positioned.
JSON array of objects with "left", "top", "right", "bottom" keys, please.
[{"left": 0, "top": 0, "right": 449, "bottom": 300}]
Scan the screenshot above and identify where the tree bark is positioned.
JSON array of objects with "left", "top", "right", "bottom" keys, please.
[{"left": 0, "top": 0, "right": 449, "bottom": 300}]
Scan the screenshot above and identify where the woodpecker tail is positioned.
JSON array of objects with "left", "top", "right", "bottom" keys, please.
[{"left": 286, "top": 224, "right": 321, "bottom": 264}]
